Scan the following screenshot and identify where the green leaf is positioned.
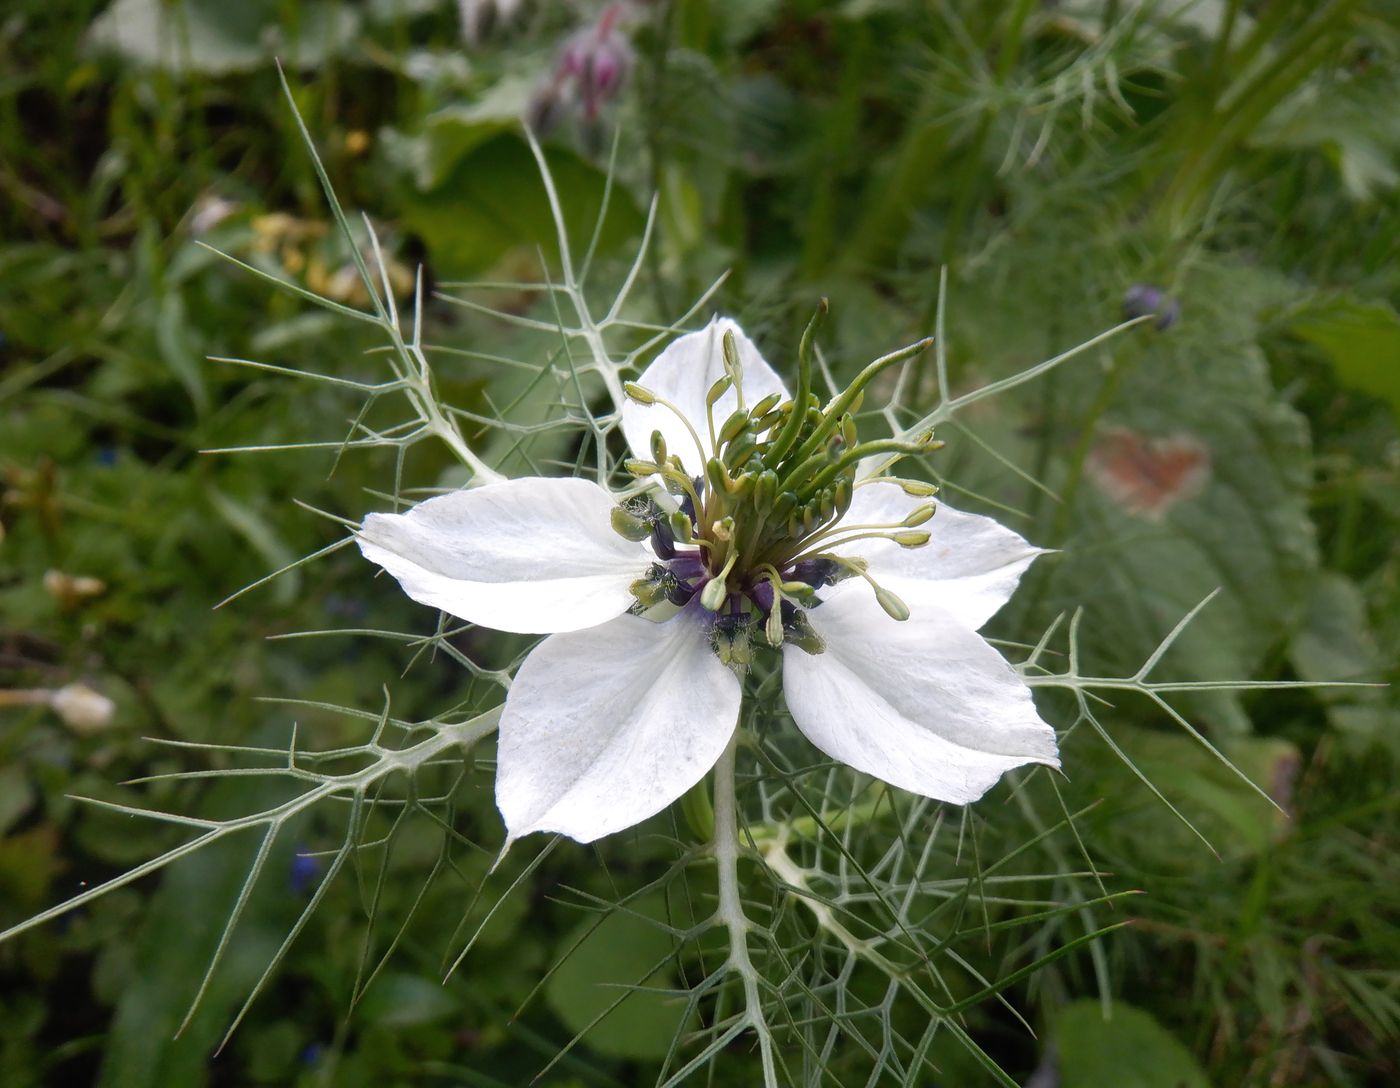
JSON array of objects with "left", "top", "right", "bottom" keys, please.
[
  {"left": 355, "top": 972, "right": 461, "bottom": 1028},
  {"left": 1031, "top": 261, "right": 1318, "bottom": 733},
  {"left": 391, "top": 133, "right": 643, "bottom": 280},
  {"left": 0, "top": 768, "right": 34, "bottom": 837},
  {"left": 1073, "top": 724, "right": 1298, "bottom": 863},
  {"left": 1054, "top": 1000, "right": 1210, "bottom": 1088},
  {"left": 544, "top": 896, "right": 694, "bottom": 1062},
  {"left": 1253, "top": 72, "right": 1400, "bottom": 201},
  {"left": 1282, "top": 297, "right": 1400, "bottom": 422},
  {"left": 86, "top": 0, "right": 360, "bottom": 75}
]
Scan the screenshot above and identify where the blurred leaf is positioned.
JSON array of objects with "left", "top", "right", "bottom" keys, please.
[
  {"left": 1254, "top": 72, "right": 1400, "bottom": 200},
  {"left": 391, "top": 133, "right": 642, "bottom": 279},
  {"left": 207, "top": 488, "right": 301, "bottom": 606},
  {"left": 1075, "top": 724, "right": 1299, "bottom": 863},
  {"left": 545, "top": 896, "right": 693, "bottom": 1062},
  {"left": 0, "top": 826, "right": 62, "bottom": 922},
  {"left": 355, "top": 972, "right": 461, "bottom": 1028},
  {"left": 0, "top": 767, "right": 35, "bottom": 836},
  {"left": 98, "top": 780, "right": 304, "bottom": 1088},
  {"left": 1290, "top": 571, "right": 1383, "bottom": 686},
  {"left": 1282, "top": 296, "right": 1400, "bottom": 422},
  {"left": 1054, "top": 1000, "right": 1210, "bottom": 1088},
  {"left": 1028, "top": 262, "right": 1318, "bottom": 733},
  {"left": 86, "top": 0, "right": 360, "bottom": 75}
]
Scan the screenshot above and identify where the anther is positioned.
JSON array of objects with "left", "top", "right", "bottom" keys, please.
[
  {"left": 611, "top": 506, "right": 653, "bottom": 541},
  {"left": 903, "top": 503, "right": 935, "bottom": 527},
  {"left": 623, "top": 382, "right": 655, "bottom": 404}
]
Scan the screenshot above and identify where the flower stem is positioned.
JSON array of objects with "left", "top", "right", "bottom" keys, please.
[{"left": 712, "top": 732, "right": 778, "bottom": 1086}]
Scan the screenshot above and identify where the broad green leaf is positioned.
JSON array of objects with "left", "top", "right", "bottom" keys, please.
[
  {"left": 97, "top": 778, "right": 305, "bottom": 1088},
  {"left": 1000, "top": 261, "right": 1318, "bottom": 734},
  {"left": 1253, "top": 72, "right": 1400, "bottom": 201},
  {"left": 392, "top": 133, "right": 643, "bottom": 279},
  {"left": 86, "top": 0, "right": 360, "bottom": 75},
  {"left": 1054, "top": 1000, "right": 1210, "bottom": 1088},
  {"left": 0, "top": 767, "right": 34, "bottom": 837},
  {"left": 1072, "top": 723, "right": 1298, "bottom": 863},
  {"left": 355, "top": 972, "right": 461, "bottom": 1028},
  {"left": 1282, "top": 297, "right": 1400, "bottom": 422},
  {"left": 544, "top": 896, "right": 694, "bottom": 1062}
]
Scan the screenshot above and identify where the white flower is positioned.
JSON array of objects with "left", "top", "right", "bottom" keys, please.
[{"left": 358, "top": 318, "right": 1059, "bottom": 845}]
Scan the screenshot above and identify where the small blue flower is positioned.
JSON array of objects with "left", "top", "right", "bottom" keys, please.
[{"left": 288, "top": 847, "right": 322, "bottom": 895}]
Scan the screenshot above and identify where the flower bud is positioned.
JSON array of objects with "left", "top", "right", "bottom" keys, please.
[
  {"left": 50, "top": 683, "right": 116, "bottom": 734},
  {"left": 1123, "top": 284, "right": 1181, "bottom": 331}
]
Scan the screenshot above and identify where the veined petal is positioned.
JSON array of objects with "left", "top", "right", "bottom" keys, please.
[
  {"left": 622, "top": 317, "right": 790, "bottom": 475},
  {"left": 357, "top": 477, "right": 649, "bottom": 635},
  {"left": 833, "top": 481, "right": 1045, "bottom": 630},
  {"left": 496, "top": 607, "right": 741, "bottom": 844},
  {"left": 782, "top": 586, "right": 1058, "bottom": 805}
]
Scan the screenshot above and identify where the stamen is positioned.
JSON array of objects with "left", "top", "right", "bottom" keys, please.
[
  {"left": 624, "top": 382, "right": 710, "bottom": 477},
  {"left": 827, "top": 555, "right": 910, "bottom": 621},
  {"left": 721, "top": 329, "right": 745, "bottom": 411}
]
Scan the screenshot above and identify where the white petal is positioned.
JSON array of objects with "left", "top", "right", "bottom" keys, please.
[
  {"left": 357, "top": 477, "right": 649, "bottom": 635},
  {"left": 496, "top": 608, "right": 741, "bottom": 844},
  {"left": 832, "top": 482, "right": 1045, "bottom": 630},
  {"left": 782, "top": 586, "right": 1058, "bottom": 805},
  {"left": 622, "top": 317, "right": 790, "bottom": 475}
]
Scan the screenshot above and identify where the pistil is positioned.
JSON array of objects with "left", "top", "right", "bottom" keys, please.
[{"left": 617, "top": 308, "right": 940, "bottom": 651}]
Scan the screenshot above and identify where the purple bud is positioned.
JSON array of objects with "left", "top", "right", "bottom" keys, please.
[
  {"left": 288, "top": 847, "right": 322, "bottom": 895},
  {"left": 1123, "top": 284, "right": 1181, "bottom": 331}
]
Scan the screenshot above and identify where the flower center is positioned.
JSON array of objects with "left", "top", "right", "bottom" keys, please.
[{"left": 616, "top": 304, "right": 942, "bottom": 658}]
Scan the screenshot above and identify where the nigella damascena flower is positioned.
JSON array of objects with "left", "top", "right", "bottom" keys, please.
[{"left": 357, "top": 317, "right": 1059, "bottom": 845}]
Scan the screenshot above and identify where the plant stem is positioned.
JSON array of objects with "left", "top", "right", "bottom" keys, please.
[{"left": 712, "top": 732, "right": 778, "bottom": 1086}]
